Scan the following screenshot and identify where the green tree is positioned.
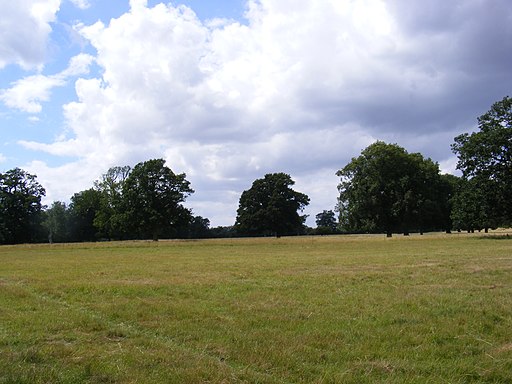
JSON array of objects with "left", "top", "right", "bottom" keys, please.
[
  {"left": 452, "top": 96, "right": 512, "bottom": 226},
  {"left": 337, "top": 142, "right": 445, "bottom": 237},
  {"left": 94, "top": 165, "right": 131, "bottom": 239},
  {"left": 68, "top": 188, "right": 102, "bottom": 242},
  {"left": 235, "top": 173, "right": 310, "bottom": 237},
  {"left": 409, "top": 152, "right": 450, "bottom": 234},
  {"left": 315, "top": 210, "right": 337, "bottom": 234},
  {"left": 450, "top": 177, "right": 498, "bottom": 232},
  {"left": 122, "top": 159, "right": 194, "bottom": 240},
  {"left": 438, "top": 174, "right": 461, "bottom": 233},
  {"left": 0, "top": 168, "right": 46, "bottom": 244},
  {"left": 42, "top": 201, "right": 69, "bottom": 243},
  {"left": 188, "top": 215, "right": 210, "bottom": 239}
]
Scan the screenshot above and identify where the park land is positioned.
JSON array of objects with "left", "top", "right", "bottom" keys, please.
[{"left": 0, "top": 232, "right": 511, "bottom": 383}]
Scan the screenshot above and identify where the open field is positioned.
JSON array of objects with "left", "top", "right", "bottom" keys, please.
[{"left": 0, "top": 233, "right": 511, "bottom": 383}]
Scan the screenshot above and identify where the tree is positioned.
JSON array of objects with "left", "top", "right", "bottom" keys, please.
[
  {"left": 409, "top": 152, "right": 451, "bottom": 234},
  {"left": 188, "top": 215, "right": 210, "bottom": 239},
  {"left": 235, "top": 173, "right": 310, "bottom": 237},
  {"left": 68, "top": 189, "right": 103, "bottom": 242},
  {"left": 450, "top": 177, "right": 498, "bottom": 232},
  {"left": 437, "top": 174, "right": 461, "bottom": 233},
  {"left": 0, "top": 168, "right": 46, "bottom": 244},
  {"left": 337, "top": 142, "right": 446, "bottom": 237},
  {"left": 452, "top": 96, "right": 512, "bottom": 226},
  {"left": 208, "top": 226, "right": 237, "bottom": 238},
  {"left": 315, "top": 210, "right": 337, "bottom": 234},
  {"left": 43, "top": 201, "right": 70, "bottom": 243},
  {"left": 122, "top": 159, "right": 194, "bottom": 240},
  {"left": 94, "top": 166, "right": 131, "bottom": 239}
]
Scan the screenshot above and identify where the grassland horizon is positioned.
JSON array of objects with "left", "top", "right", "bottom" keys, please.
[{"left": 1, "top": 232, "right": 511, "bottom": 383}]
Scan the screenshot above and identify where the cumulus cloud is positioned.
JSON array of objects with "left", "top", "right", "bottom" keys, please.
[
  {"left": 22, "top": 0, "right": 512, "bottom": 225},
  {"left": 0, "top": 53, "right": 94, "bottom": 113},
  {"left": 0, "top": 0, "right": 60, "bottom": 70}
]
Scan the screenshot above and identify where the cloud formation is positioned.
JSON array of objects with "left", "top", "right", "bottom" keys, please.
[
  {"left": 9, "top": 0, "right": 512, "bottom": 225},
  {"left": 0, "top": 54, "right": 94, "bottom": 113},
  {"left": 0, "top": 0, "right": 60, "bottom": 69}
]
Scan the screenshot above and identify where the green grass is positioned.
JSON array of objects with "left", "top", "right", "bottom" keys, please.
[{"left": 0, "top": 233, "right": 511, "bottom": 383}]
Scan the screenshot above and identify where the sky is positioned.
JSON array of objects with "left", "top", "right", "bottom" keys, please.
[{"left": 0, "top": 0, "right": 511, "bottom": 227}]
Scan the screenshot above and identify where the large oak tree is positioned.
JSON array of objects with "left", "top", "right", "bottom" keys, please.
[
  {"left": 337, "top": 142, "right": 447, "bottom": 236},
  {"left": 122, "top": 159, "right": 194, "bottom": 240},
  {"left": 235, "top": 173, "right": 309, "bottom": 237}
]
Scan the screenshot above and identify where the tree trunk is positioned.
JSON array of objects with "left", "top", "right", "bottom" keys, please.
[{"left": 386, "top": 230, "right": 392, "bottom": 238}]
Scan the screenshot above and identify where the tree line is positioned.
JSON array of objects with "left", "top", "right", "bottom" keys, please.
[{"left": 1, "top": 96, "right": 510, "bottom": 244}]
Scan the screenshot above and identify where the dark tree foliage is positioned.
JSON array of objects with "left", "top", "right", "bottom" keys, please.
[
  {"left": 438, "top": 174, "right": 461, "bottom": 233},
  {"left": 452, "top": 96, "right": 512, "bottom": 227},
  {"left": 337, "top": 142, "right": 447, "bottom": 237},
  {"left": 235, "top": 173, "right": 310, "bottom": 237},
  {"left": 68, "top": 189, "right": 103, "bottom": 242},
  {"left": 0, "top": 168, "right": 46, "bottom": 244},
  {"left": 42, "top": 201, "right": 70, "bottom": 243},
  {"left": 122, "top": 159, "right": 194, "bottom": 240},
  {"left": 188, "top": 216, "right": 210, "bottom": 239},
  {"left": 450, "top": 177, "right": 498, "bottom": 232},
  {"left": 315, "top": 210, "right": 338, "bottom": 234},
  {"left": 208, "top": 226, "right": 237, "bottom": 238}
]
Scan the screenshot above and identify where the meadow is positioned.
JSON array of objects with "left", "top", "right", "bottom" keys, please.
[{"left": 0, "top": 233, "right": 511, "bottom": 383}]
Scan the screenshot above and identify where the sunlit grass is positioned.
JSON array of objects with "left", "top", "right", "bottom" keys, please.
[{"left": 1, "top": 233, "right": 511, "bottom": 383}]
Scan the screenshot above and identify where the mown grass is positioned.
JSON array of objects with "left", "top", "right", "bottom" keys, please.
[{"left": 0, "top": 233, "right": 511, "bottom": 383}]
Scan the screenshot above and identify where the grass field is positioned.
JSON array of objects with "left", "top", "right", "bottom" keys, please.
[{"left": 0, "top": 233, "right": 511, "bottom": 383}]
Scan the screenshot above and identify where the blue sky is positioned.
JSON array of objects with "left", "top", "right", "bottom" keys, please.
[
  {"left": 1, "top": 0, "right": 511, "bottom": 226},
  {"left": 1, "top": 0, "right": 246, "bottom": 167}
]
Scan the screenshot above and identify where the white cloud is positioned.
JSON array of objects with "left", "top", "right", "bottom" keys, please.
[
  {"left": 0, "top": 75, "right": 64, "bottom": 113},
  {"left": 0, "top": 54, "right": 94, "bottom": 113},
  {"left": 21, "top": 0, "right": 512, "bottom": 226},
  {"left": 60, "top": 53, "right": 95, "bottom": 77},
  {"left": 68, "top": 0, "right": 90, "bottom": 10},
  {"left": 0, "top": 0, "right": 60, "bottom": 70},
  {"left": 26, "top": 160, "right": 100, "bottom": 205}
]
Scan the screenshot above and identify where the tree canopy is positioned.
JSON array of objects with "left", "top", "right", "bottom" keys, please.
[
  {"left": 315, "top": 210, "right": 338, "bottom": 234},
  {"left": 122, "top": 159, "right": 194, "bottom": 240},
  {"left": 337, "top": 141, "right": 448, "bottom": 236},
  {"left": 0, "top": 168, "right": 46, "bottom": 244},
  {"left": 452, "top": 96, "right": 512, "bottom": 227},
  {"left": 42, "top": 201, "right": 69, "bottom": 243},
  {"left": 235, "top": 173, "right": 310, "bottom": 237},
  {"left": 68, "top": 188, "right": 103, "bottom": 242},
  {"left": 94, "top": 165, "right": 131, "bottom": 239}
]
